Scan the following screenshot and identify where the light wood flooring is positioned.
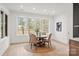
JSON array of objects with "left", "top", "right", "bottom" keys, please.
[{"left": 3, "top": 40, "right": 69, "bottom": 56}]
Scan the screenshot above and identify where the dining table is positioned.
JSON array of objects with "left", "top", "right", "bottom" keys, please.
[{"left": 36, "top": 35, "right": 47, "bottom": 47}]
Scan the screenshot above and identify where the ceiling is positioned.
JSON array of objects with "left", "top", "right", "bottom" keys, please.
[{"left": 1, "top": 3, "right": 72, "bottom": 16}]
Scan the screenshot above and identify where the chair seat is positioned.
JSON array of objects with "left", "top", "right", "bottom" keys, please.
[{"left": 43, "top": 38, "right": 49, "bottom": 42}]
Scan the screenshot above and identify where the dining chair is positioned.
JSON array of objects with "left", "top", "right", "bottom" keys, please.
[
  {"left": 45, "top": 33, "right": 52, "bottom": 48},
  {"left": 29, "top": 34, "right": 38, "bottom": 49}
]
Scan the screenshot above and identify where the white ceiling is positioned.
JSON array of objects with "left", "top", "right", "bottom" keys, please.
[{"left": 1, "top": 3, "right": 72, "bottom": 16}]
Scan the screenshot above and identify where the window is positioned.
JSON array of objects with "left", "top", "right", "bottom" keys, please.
[
  {"left": 41, "top": 19, "right": 49, "bottom": 34},
  {"left": 0, "top": 11, "right": 3, "bottom": 38},
  {"left": 16, "top": 17, "right": 28, "bottom": 35},
  {"left": 16, "top": 17, "right": 49, "bottom": 36},
  {"left": 28, "top": 18, "right": 37, "bottom": 35},
  {"left": 28, "top": 18, "right": 49, "bottom": 36},
  {"left": 0, "top": 11, "right": 1, "bottom": 38},
  {"left": 0, "top": 11, "right": 8, "bottom": 39},
  {"left": 5, "top": 14, "right": 8, "bottom": 36}
]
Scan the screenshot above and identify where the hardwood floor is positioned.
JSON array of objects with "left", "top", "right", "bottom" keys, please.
[{"left": 3, "top": 40, "right": 69, "bottom": 56}]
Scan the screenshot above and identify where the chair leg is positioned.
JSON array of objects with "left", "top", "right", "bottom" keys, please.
[
  {"left": 50, "top": 42, "right": 52, "bottom": 48},
  {"left": 31, "top": 43, "right": 32, "bottom": 49},
  {"left": 52, "top": 42, "right": 55, "bottom": 49},
  {"left": 50, "top": 41, "right": 55, "bottom": 49},
  {"left": 48, "top": 42, "right": 50, "bottom": 48},
  {"left": 49, "top": 41, "right": 52, "bottom": 48}
]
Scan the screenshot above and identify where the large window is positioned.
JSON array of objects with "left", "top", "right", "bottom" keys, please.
[
  {"left": 0, "top": 11, "right": 8, "bottom": 39},
  {"left": 28, "top": 18, "right": 49, "bottom": 36},
  {"left": 16, "top": 17, "right": 28, "bottom": 36},
  {"left": 16, "top": 17, "right": 49, "bottom": 36}
]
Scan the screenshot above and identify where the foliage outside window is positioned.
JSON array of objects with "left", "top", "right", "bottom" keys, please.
[
  {"left": 16, "top": 17, "right": 49, "bottom": 36},
  {"left": 16, "top": 17, "right": 28, "bottom": 35},
  {"left": 28, "top": 18, "right": 49, "bottom": 36}
]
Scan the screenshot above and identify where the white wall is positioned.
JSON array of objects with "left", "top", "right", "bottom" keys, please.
[
  {"left": 0, "top": 37, "right": 10, "bottom": 55},
  {"left": 52, "top": 4, "right": 73, "bottom": 44},
  {"left": 0, "top": 5, "right": 9, "bottom": 15},
  {"left": 0, "top": 4, "right": 10, "bottom": 55},
  {"left": 53, "top": 14, "right": 69, "bottom": 44},
  {"left": 49, "top": 17, "right": 54, "bottom": 39},
  {"left": 9, "top": 11, "right": 53, "bottom": 43}
]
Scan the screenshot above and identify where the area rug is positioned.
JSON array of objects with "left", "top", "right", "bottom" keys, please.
[{"left": 24, "top": 43, "right": 55, "bottom": 53}]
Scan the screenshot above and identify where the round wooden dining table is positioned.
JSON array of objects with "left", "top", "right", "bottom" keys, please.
[{"left": 36, "top": 36, "right": 47, "bottom": 47}]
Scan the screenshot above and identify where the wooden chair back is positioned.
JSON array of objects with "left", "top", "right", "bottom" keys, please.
[
  {"left": 30, "top": 34, "right": 37, "bottom": 44},
  {"left": 48, "top": 33, "right": 52, "bottom": 42}
]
